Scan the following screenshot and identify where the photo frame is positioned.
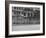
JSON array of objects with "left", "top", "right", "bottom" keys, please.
[{"left": 5, "top": 1, "right": 45, "bottom": 37}]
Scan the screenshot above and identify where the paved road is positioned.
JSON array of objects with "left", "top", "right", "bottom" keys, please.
[{"left": 12, "top": 24, "right": 40, "bottom": 31}]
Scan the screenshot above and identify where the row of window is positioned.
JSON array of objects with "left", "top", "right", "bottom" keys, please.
[
  {"left": 13, "top": 7, "right": 40, "bottom": 11},
  {"left": 13, "top": 11, "right": 36, "bottom": 17},
  {"left": 13, "top": 7, "right": 34, "bottom": 11},
  {"left": 12, "top": 8, "right": 40, "bottom": 17}
]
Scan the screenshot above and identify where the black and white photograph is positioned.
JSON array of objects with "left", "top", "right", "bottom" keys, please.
[
  {"left": 5, "top": 1, "right": 45, "bottom": 37},
  {"left": 9, "top": 3, "right": 43, "bottom": 35},
  {"left": 12, "top": 6, "right": 40, "bottom": 31}
]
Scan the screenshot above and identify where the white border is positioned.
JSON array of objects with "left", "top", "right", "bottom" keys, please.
[{"left": 9, "top": 4, "right": 43, "bottom": 35}]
